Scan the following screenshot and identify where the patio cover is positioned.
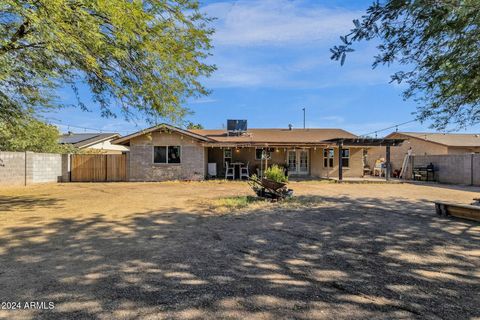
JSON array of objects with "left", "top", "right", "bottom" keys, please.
[{"left": 322, "top": 138, "right": 405, "bottom": 181}]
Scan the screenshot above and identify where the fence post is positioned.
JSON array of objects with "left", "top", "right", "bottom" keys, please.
[
  {"left": 61, "top": 154, "right": 71, "bottom": 182},
  {"left": 471, "top": 153, "right": 474, "bottom": 186}
]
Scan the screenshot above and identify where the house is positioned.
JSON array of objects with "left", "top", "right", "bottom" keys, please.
[
  {"left": 59, "top": 132, "right": 129, "bottom": 154},
  {"left": 366, "top": 132, "right": 480, "bottom": 172},
  {"left": 112, "top": 122, "right": 403, "bottom": 181}
]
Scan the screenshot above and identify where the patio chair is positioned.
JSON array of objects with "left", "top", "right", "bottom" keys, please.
[
  {"left": 225, "top": 162, "right": 235, "bottom": 180},
  {"left": 240, "top": 161, "right": 249, "bottom": 180}
]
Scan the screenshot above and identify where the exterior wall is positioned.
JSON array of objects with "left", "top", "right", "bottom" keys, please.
[
  {"left": 0, "top": 151, "right": 64, "bottom": 186},
  {"left": 447, "top": 146, "right": 480, "bottom": 154},
  {"left": 208, "top": 146, "right": 364, "bottom": 179},
  {"left": 366, "top": 133, "right": 449, "bottom": 172},
  {"left": 84, "top": 139, "right": 129, "bottom": 154},
  {"left": 410, "top": 154, "right": 480, "bottom": 186},
  {"left": 128, "top": 131, "right": 205, "bottom": 181},
  {"left": 311, "top": 147, "right": 364, "bottom": 178}
]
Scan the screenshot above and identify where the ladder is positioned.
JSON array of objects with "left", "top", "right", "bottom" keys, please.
[{"left": 399, "top": 154, "right": 409, "bottom": 179}]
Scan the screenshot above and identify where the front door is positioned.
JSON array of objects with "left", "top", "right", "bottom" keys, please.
[{"left": 288, "top": 149, "right": 309, "bottom": 175}]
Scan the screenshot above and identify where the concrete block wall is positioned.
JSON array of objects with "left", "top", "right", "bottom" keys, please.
[
  {"left": 0, "top": 151, "right": 27, "bottom": 186},
  {"left": 0, "top": 151, "right": 65, "bottom": 186},
  {"left": 31, "top": 153, "right": 62, "bottom": 183},
  {"left": 411, "top": 154, "right": 479, "bottom": 186}
]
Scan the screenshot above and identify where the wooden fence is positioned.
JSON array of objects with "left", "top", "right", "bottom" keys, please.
[{"left": 71, "top": 154, "right": 126, "bottom": 182}]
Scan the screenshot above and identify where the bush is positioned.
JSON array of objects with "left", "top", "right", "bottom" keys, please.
[{"left": 264, "top": 165, "right": 288, "bottom": 183}]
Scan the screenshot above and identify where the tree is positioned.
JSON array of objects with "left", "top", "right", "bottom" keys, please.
[
  {"left": 0, "top": 118, "right": 74, "bottom": 153},
  {"left": 186, "top": 121, "right": 204, "bottom": 129},
  {"left": 331, "top": 1, "right": 480, "bottom": 129},
  {"left": 0, "top": 0, "right": 215, "bottom": 125}
]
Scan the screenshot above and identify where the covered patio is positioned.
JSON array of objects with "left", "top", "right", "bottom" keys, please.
[
  {"left": 203, "top": 138, "right": 403, "bottom": 181},
  {"left": 324, "top": 137, "right": 405, "bottom": 181},
  {"left": 204, "top": 143, "right": 328, "bottom": 180}
]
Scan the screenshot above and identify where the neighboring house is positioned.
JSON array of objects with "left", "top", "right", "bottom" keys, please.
[
  {"left": 112, "top": 122, "right": 376, "bottom": 181},
  {"left": 367, "top": 132, "right": 480, "bottom": 172},
  {"left": 59, "top": 132, "right": 129, "bottom": 154}
]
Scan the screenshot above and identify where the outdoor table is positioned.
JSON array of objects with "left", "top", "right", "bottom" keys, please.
[{"left": 230, "top": 162, "right": 244, "bottom": 179}]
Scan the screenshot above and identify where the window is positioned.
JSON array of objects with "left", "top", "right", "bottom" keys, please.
[
  {"left": 223, "top": 148, "right": 232, "bottom": 167},
  {"left": 323, "top": 148, "right": 334, "bottom": 167},
  {"left": 168, "top": 146, "right": 181, "bottom": 163},
  {"left": 341, "top": 148, "right": 350, "bottom": 168},
  {"left": 153, "top": 146, "right": 181, "bottom": 164},
  {"left": 154, "top": 146, "right": 166, "bottom": 163},
  {"left": 255, "top": 148, "right": 273, "bottom": 160}
]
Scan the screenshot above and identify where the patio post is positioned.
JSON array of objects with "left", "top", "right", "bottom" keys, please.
[
  {"left": 338, "top": 142, "right": 343, "bottom": 181},
  {"left": 385, "top": 144, "right": 391, "bottom": 181}
]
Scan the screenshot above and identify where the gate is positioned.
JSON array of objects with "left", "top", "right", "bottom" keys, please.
[{"left": 71, "top": 154, "right": 126, "bottom": 182}]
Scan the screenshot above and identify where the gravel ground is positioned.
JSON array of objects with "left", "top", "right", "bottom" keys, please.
[{"left": 0, "top": 181, "right": 479, "bottom": 319}]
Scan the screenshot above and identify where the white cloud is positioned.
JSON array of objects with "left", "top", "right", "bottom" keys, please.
[
  {"left": 201, "top": 0, "right": 393, "bottom": 89},
  {"left": 204, "top": 0, "right": 361, "bottom": 47}
]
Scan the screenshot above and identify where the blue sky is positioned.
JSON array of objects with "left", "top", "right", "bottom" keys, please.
[{"left": 46, "top": 0, "right": 480, "bottom": 136}]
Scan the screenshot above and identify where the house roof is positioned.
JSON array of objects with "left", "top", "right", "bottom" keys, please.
[
  {"left": 191, "top": 128, "right": 356, "bottom": 145},
  {"left": 59, "top": 132, "right": 120, "bottom": 148},
  {"left": 112, "top": 124, "right": 214, "bottom": 145},
  {"left": 112, "top": 124, "right": 357, "bottom": 146},
  {"left": 388, "top": 132, "right": 480, "bottom": 147}
]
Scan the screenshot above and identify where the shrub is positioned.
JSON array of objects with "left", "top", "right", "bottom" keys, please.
[{"left": 264, "top": 165, "right": 288, "bottom": 183}]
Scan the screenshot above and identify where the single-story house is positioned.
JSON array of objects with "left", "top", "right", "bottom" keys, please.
[
  {"left": 112, "top": 122, "right": 403, "bottom": 181},
  {"left": 367, "top": 131, "right": 480, "bottom": 172},
  {"left": 59, "top": 132, "right": 129, "bottom": 154}
]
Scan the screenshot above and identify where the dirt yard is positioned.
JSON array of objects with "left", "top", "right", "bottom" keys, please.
[{"left": 0, "top": 181, "right": 479, "bottom": 319}]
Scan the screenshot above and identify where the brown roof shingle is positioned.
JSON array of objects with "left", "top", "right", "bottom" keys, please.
[{"left": 190, "top": 128, "right": 356, "bottom": 145}]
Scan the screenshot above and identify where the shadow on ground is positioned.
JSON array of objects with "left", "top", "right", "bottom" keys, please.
[
  {"left": 0, "top": 195, "right": 479, "bottom": 319},
  {"left": 0, "top": 195, "right": 62, "bottom": 212}
]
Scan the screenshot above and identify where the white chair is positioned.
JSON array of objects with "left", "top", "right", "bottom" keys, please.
[
  {"left": 225, "top": 162, "right": 235, "bottom": 180},
  {"left": 240, "top": 161, "right": 249, "bottom": 179}
]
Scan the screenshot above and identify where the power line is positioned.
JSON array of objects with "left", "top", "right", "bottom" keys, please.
[
  {"left": 359, "top": 119, "right": 418, "bottom": 137},
  {"left": 44, "top": 118, "right": 133, "bottom": 134}
]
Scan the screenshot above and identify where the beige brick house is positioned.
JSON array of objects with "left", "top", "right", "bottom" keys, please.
[
  {"left": 367, "top": 132, "right": 480, "bottom": 172},
  {"left": 112, "top": 123, "right": 383, "bottom": 181}
]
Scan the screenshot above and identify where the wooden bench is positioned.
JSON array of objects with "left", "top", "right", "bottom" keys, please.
[{"left": 435, "top": 201, "right": 480, "bottom": 222}]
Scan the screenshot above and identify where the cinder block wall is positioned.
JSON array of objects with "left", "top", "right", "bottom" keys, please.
[
  {"left": 411, "top": 154, "right": 479, "bottom": 185},
  {"left": 0, "top": 151, "right": 65, "bottom": 186},
  {"left": 0, "top": 151, "right": 27, "bottom": 186},
  {"left": 31, "top": 153, "right": 62, "bottom": 183}
]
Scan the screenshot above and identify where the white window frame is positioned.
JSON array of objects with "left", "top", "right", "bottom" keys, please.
[
  {"left": 153, "top": 146, "right": 182, "bottom": 164},
  {"left": 323, "top": 148, "right": 334, "bottom": 168},
  {"left": 223, "top": 148, "right": 232, "bottom": 168},
  {"left": 341, "top": 148, "right": 350, "bottom": 168}
]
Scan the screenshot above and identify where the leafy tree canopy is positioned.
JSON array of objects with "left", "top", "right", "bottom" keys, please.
[
  {"left": 0, "top": 118, "right": 75, "bottom": 153},
  {"left": 331, "top": 0, "right": 480, "bottom": 129},
  {"left": 0, "top": 0, "right": 215, "bottom": 124},
  {"left": 186, "top": 121, "right": 203, "bottom": 129}
]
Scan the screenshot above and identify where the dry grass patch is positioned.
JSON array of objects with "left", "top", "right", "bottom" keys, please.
[{"left": 204, "top": 195, "right": 333, "bottom": 214}]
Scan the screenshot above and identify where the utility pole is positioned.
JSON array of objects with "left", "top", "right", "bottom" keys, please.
[{"left": 302, "top": 107, "right": 306, "bottom": 129}]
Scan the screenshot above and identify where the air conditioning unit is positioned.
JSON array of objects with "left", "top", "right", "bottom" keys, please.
[{"left": 227, "top": 120, "right": 247, "bottom": 136}]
